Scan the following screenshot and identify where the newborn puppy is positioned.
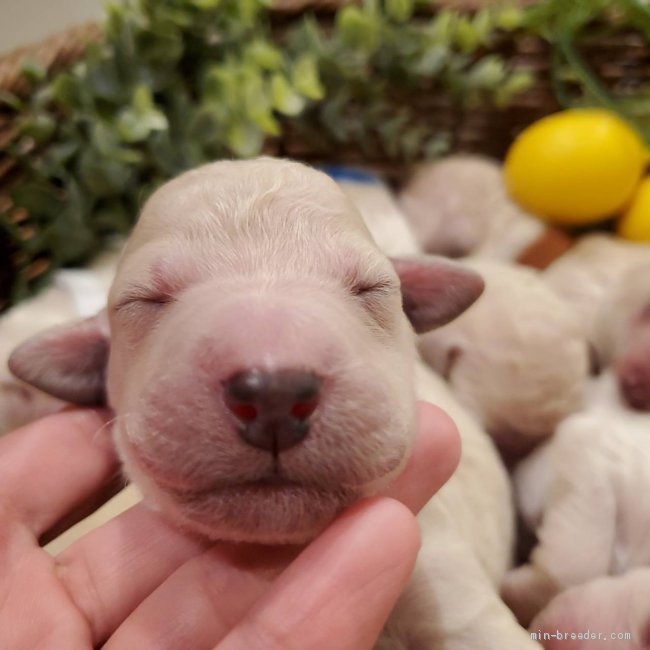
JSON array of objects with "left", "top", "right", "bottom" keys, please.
[
  {"left": 418, "top": 258, "right": 588, "bottom": 458},
  {"left": 10, "top": 158, "right": 535, "bottom": 648},
  {"left": 398, "top": 155, "right": 546, "bottom": 261},
  {"left": 531, "top": 569, "right": 650, "bottom": 650},
  {"left": 545, "top": 235, "right": 650, "bottom": 410},
  {"left": 594, "top": 262, "right": 650, "bottom": 411},
  {"left": 0, "top": 246, "right": 119, "bottom": 434},
  {"left": 10, "top": 157, "right": 481, "bottom": 545},
  {"left": 504, "top": 372, "right": 650, "bottom": 626}
]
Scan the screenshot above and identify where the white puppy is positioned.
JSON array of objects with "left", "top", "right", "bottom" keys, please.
[
  {"left": 10, "top": 158, "right": 534, "bottom": 648},
  {"left": 504, "top": 372, "right": 650, "bottom": 626},
  {"left": 0, "top": 246, "right": 120, "bottom": 433},
  {"left": 398, "top": 155, "right": 546, "bottom": 261},
  {"left": 545, "top": 236, "right": 650, "bottom": 409},
  {"left": 418, "top": 258, "right": 588, "bottom": 457}
]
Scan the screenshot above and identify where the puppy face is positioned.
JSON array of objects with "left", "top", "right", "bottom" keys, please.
[{"left": 10, "top": 158, "right": 483, "bottom": 543}]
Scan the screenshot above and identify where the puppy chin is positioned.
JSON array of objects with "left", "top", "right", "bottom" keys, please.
[
  {"left": 156, "top": 485, "right": 355, "bottom": 544},
  {"left": 140, "top": 475, "right": 356, "bottom": 544},
  {"left": 116, "top": 441, "right": 353, "bottom": 543}
]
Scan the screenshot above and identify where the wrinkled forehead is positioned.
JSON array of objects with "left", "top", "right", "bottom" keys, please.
[{"left": 113, "top": 158, "right": 385, "bottom": 290}]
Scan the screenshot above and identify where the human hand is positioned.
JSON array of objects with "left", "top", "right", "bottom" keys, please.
[{"left": 0, "top": 402, "right": 459, "bottom": 649}]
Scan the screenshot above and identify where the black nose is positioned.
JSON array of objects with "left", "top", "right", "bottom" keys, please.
[{"left": 224, "top": 368, "right": 321, "bottom": 453}]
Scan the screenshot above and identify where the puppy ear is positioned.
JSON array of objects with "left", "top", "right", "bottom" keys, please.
[
  {"left": 391, "top": 256, "right": 484, "bottom": 333},
  {"left": 8, "top": 311, "right": 109, "bottom": 405}
]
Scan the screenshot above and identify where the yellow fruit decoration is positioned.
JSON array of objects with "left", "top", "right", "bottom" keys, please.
[
  {"left": 619, "top": 176, "right": 650, "bottom": 242},
  {"left": 504, "top": 109, "right": 648, "bottom": 226}
]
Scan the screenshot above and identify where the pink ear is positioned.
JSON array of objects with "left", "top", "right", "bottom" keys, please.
[
  {"left": 8, "top": 311, "right": 109, "bottom": 406},
  {"left": 391, "top": 256, "right": 484, "bottom": 333}
]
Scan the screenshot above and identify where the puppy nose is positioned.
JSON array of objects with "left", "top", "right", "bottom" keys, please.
[
  {"left": 618, "top": 363, "right": 650, "bottom": 411},
  {"left": 224, "top": 368, "right": 321, "bottom": 452}
]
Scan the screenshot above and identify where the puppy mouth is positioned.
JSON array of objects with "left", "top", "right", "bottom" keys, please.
[{"left": 167, "top": 474, "right": 311, "bottom": 502}]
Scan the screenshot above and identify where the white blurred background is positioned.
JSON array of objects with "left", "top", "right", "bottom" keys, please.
[{"left": 0, "top": 0, "right": 104, "bottom": 53}]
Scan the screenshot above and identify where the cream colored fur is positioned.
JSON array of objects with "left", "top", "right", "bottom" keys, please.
[
  {"left": 505, "top": 372, "right": 650, "bottom": 626},
  {"left": 398, "top": 155, "right": 544, "bottom": 261},
  {"left": 0, "top": 246, "right": 120, "bottom": 433},
  {"left": 418, "top": 258, "right": 588, "bottom": 453},
  {"left": 544, "top": 234, "right": 650, "bottom": 354}
]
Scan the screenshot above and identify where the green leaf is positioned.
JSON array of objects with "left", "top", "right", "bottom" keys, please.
[
  {"left": 243, "top": 76, "right": 280, "bottom": 135},
  {"left": 116, "top": 86, "right": 168, "bottom": 143},
  {"left": 291, "top": 55, "right": 325, "bottom": 101},
  {"left": 336, "top": 6, "right": 381, "bottom": 53},
  {"left": 495, "top": 6, "right": 524, "bottom": 31},
  {"left": 51, "top": 73, "right": 85, "bottom": 109},
  {"left": 77, "top": 150, "right": 135, "bottom": 197},
  {"left": 493, "top": 70, "right": 534, "bottom": 107},
  {"left": 226, "top": 122, "right": 265, "bottom": 157},
  {"left": 0, "top": 90, "right": 23, "bottom": 111},
  {"left": 20, "top": 113, "right": 56, "bottom": 143},
  {"left": 455, "top": 17, "right": 481, "bottom": 53},
  {"left": 11, "top": 181, "right": 63, "bottom": 219},
  {"left": 468, "top": 56, "right": 507, "bottom": 88},
  {"left": 246, "top": 40, "right": 284, "bottom": 71},
  {"left": 188, "top": 0, "right": 221, "bottom": 8},
  {"left": 271, "top": 74, "right": 306, "bottom": 116},
  {"left": 386, "top": 0, "right": 414, "bottom": 23}
]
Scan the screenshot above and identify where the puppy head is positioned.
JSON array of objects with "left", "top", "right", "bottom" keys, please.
[
  {"left": 419, "top": 259, "right": 588, "bottom": 454},
  {"left": 596, "top": 262, "right": 650, "bottom": 411},
  {"left": 10, "top": 158, "right": 482, "bottom": 543}
]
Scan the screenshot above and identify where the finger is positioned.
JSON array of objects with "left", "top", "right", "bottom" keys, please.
[
  {"left": 0, "top": 409, "right": 119, "bottom": 537},
  {"left": 103, "top": 537, "right": 300, "bottom": 649},
  {"left": 40, "top": 474, "right": 125, "bottom": 546},
  {"left": 105, "top": 498, "right": 419, "bottom": 650},
  {"left": 101, "top": 401, "right": 459, "bottom": 648},
  {"left": 382, "top": 401, "right": 461, "bottom": 514},
  {"left": 217, "top": 497, "right": 420, "bottom": 650},
  {"left": 55, "top": 503, "right": 209, "bottom": 646}
]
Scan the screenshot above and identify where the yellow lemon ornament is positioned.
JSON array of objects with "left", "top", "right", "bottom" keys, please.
[
  {"left": 619, "top": 176, "right": 650, "bottom": 242},
  {"left": 504, "top": 109, "right": 648, "bottom": 226}
]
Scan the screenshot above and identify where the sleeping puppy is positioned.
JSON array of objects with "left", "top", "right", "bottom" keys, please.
[
  {"left": 417, "top": 258, "right": 588, "bottom": 460},
  {"left": 10, "top": 158, "right": 534, "bottom": 647},
  {"left": 504, "top": 372, "right": 650, "bottom": 628}
]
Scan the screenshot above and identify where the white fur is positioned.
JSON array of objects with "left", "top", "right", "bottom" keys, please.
[
  {"left": 335, "top": 174, "right": 421, "bottom": 257},
  {"left": 418, "top": 258, "right": 588, "bottom": 453},
  {"left": 379, "top": 362, "right": 536, "bottom": 649},
  {"left": 0, "top": 245, "right": 120, "bottom": 433},
  {"left": 505, "top": 372, "right": 650, "bottom": 625},
  {"left": 398, "top": 155, "right": 544, "bottom": 260},
  {"left": 544, "top": 234, "right": 650, "bottom": 353}
]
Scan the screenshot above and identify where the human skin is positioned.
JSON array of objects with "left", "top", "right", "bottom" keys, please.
[{"left": 0, "top": 401, "right": 459, "bottom": 649}]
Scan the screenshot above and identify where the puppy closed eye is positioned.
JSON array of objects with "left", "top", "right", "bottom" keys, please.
[
  {"left": 113, "top": 290, "right": 175, "bottom": 316},
  {"left": 351, "top": 278, "right": 397, "bottom": 299}
]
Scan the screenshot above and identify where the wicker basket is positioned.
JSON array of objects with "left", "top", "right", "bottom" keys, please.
[{"left": 0, "top": 0, "right": 647, "bottom": 311}]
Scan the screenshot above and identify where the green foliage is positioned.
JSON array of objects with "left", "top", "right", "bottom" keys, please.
[
  {"left": 524, "top": 0, "right": 650, "bottom": 139},
  {"left": 1, "top": 0, "right": 534, "bottom": 304}
]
